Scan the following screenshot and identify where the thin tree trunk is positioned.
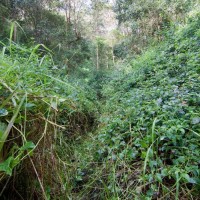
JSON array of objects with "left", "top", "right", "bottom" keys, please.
[
  {"left": 112, "top": 45, "right": 115, "bottom": 65},
  {"left": 68, "top": 0, "right": 71, "bottom": 23},
  {"left": 106, "top": 55, "right": 109, "bottom": 69},
  {"left": 96, "top": 43, "right": 99, "bottom": 70}
]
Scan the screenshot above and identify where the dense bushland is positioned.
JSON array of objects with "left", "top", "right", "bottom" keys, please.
[
  {"left": 0, "top": 39, "right": 97, "bottom": 199},
  {"left": 0, "top": 0, "right": 115, "bottom": 72},
  {"left": 0, "top": 1, "right": 199, "bottom": 200},
  {"left": 64, "top": 14, "right": 200, "bottom": 199},
  {"left": 113, "top": 0, "right": 199, "bottom": 57}
]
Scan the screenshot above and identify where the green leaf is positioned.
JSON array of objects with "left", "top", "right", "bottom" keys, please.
[
  {"left": 161, "top": 168, "right": 168, "bottom": 176},
  {"left": 155, "top": 173, "right": 162, "bottom": 183},
  {"left": 20, "top": 141, "right": 36, "bottom": 151},
  {"left": 0, "top": 156, "right": 14, "bottom": 176},
  {"left": 182, "top": 173, "right": 197, "bottom": 184},
  {"left": 0, "top": 109, "right": 8, "bottom": 117},
  {"left": 25, "top": 103, "right": 36, "bottom": 108},
  {"left": 191, "top": 117, "right": 200, "bottom": 125},
  {"left": 160, "top": 136, "right": 166, "bottom": 141},
  {"left": 51, "top": 101, "right": 57, "bottom": 110},
  {"left": 0, "top": 122, "right": 7, "bottom": 136}
]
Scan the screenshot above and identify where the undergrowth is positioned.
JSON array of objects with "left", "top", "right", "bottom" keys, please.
[
  {"left": 0, "top": 13, "right": 199, "bottom": 200},
  {"left": 65, "top": 14, "right": 200, "bottom": 199},
  {"left": 0, "top": 31, "right": 97, "bottom": 199}
]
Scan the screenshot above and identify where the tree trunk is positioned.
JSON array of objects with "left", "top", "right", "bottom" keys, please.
[
  {"left": 112, "top": 45, "right": 115, "bottom": 65},
  {"left": 106, "top": 55, "right": 109, "bottom": 69},
  {"left": 96, "top": 43, "right": 99, "bottom": 70}
]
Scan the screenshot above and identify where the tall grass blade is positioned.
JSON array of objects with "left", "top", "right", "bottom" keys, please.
[
  {"left": 2, "top": 47, "right": 6, "bottom": 57},
  {"left": 9, "top": 22, "right": 14, "bottom": 56},
  {"left": 175, "top": 172, "right": 180, "bottom": 200},
  {"left": 28, "top": 44, "right": 51, "bottom": 62},
  {"left": 0, "top": 95, "right": 26, "bottom": 153},
  {"left": 151, "top": 118, "right": 157, "bottom": 151}
]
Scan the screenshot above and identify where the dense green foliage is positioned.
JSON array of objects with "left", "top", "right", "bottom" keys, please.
[
  {"left": 0, "top": 0, "right": 94, "bottom": 70},
  {"left": 0, "top": 1, "right": 199, "bottom": 200},
  {"left": 62, "top": 14, "right": 200, "bottom": 199},
  {"left": 0, "top": 40, "right": 97, "bottom": 198},
  {"left": 114, "top": 0, "right": 199, "bottom": 57}
]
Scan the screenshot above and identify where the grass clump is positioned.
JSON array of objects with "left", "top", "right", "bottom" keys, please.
[{"left": 0, "top": 39, "right": 97, "bottom": 199}]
